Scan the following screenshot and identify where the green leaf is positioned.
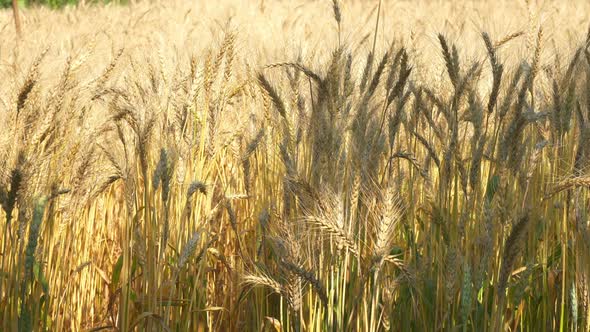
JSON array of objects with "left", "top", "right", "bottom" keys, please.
[
  {"left": 130, "top": 290, "right": 137, "bottom": 303},
  {"left": 33, "top": 261, "right": 49, "bottom": 293},
  {"left": 478, "top": 284, "right": 485, "bottom": 304},
  {"left": 485, "top": 174, "right": 500, "bottom": 203},
  {"left": 132, "top": 257, "right": 138, "bottom": 275},
  {"left": 112, "top": 254, "right": 124, "bottom": 287}
]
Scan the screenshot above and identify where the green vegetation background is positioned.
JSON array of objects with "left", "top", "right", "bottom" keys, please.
[{"left": 1, "top": 0, "right": 127, "bottom": 8}]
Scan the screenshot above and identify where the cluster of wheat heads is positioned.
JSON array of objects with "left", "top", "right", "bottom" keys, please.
[{"left": 2, "top": 0, "right": 590, "bottom": 331}]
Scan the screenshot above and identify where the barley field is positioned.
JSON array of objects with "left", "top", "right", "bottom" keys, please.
[{"left": 1, "top": 0, "right": 590, "bottom": 331}]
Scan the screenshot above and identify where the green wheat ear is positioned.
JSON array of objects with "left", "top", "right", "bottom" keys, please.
[
  {"left": 20, "top": 196, "right": 49, "bottom": 332},
  {"left": 461, "top": 261, "right": 472, "bottom": 330}
]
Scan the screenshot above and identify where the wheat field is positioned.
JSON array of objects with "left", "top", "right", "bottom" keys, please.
[{"left": 1, "top": 0, "right": 590, "bottom": 331}]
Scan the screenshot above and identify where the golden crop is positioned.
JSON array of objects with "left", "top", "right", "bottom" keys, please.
[{"left": 1, "top": 0, "right": 590, "bottom": 331}]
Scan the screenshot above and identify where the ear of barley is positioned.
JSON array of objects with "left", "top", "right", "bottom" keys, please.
[
  {"left": 497, "top": 213, "right": 530, "bottom": 303},
  {"left": 438, "top": 34, "right": 459, "bottom": 88},
  {"left": 177, "top": 231, "right": 201, "bottom": 270}
]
